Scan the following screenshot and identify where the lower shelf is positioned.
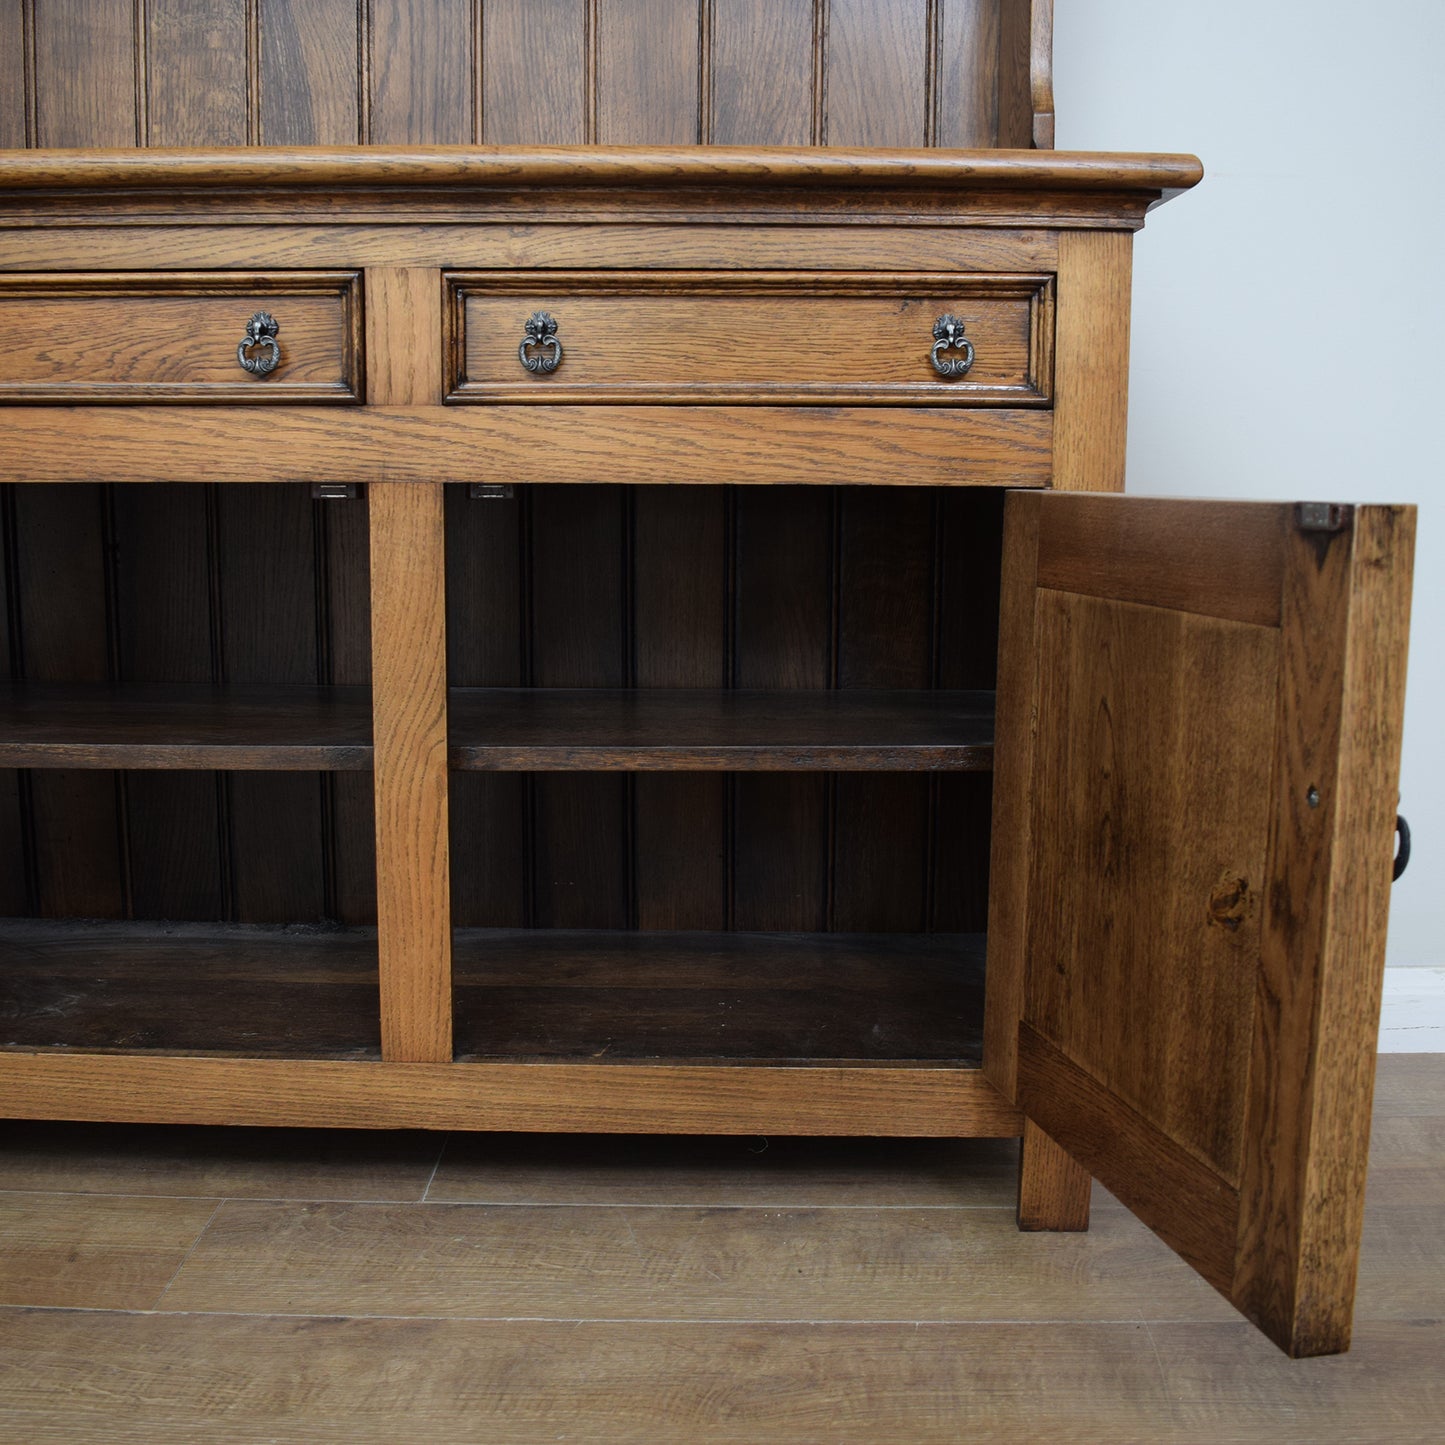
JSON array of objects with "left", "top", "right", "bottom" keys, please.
[
  {"left": 453, "top": 929, "right": 986, "bottom": 1065},
  {"left": 0, "top": 921, "right": 983, "bottom": 1067},
  {"left": 0, "top": 920, "right": 381, "bottom": 1059}
]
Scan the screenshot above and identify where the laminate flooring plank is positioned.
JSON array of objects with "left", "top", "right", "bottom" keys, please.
[
  {"left": 1371, "top": 1052, "right": 1445, "bottom": 1116},
  {"left": 0, "top": 1193, "right": 217, "bottom": 1310},
  {"left": 1358, "top": 1114, "right": 1445, "bottom": 1207},
  {"left": 0, "top": 1124, "right": 444, "bottom": 1203},
  {"left": 0, "top": 1314, "right": 1181, "bottom": 1445},
  {"left": 428, "top": 1133, "right": 1019, "bottom": 1207},
  {"left": 156, "top": 1199, "right": 1236, "bottom": 1321}
]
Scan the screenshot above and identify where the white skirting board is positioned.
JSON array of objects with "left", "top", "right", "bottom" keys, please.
[{"left": 1379, "top": 967, "right": 1445, "bottom": 1053}]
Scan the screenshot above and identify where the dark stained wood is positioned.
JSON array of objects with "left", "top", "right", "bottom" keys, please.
[
  {"left": 596, "top": 0, "right": 700, "bottom": 145},
  {"left": 0, "top": 918, "right": 380, "bottom": 1058},
  {"left": 367, "top": 0, "right": 474, "bottom": 144},
  {"left": 938, "top": 0, "right": 1001, "bottom": 149},
  {"left": 144, "top": 0, "right": 249, "bottom": 148},
  {"left": 709, "top": 0, "right": 815, "bottom": 146},
  {"left": 259, "top": 0, "right": 362, "bottom": 145},
  {"left": 448, "top": 688, "right": 994, "bottom": 771},
  {"left": 480, "top": 0, "right": 589, "bottom": 146},
  {"left": 632, "top": 486, "right": 728, "bottom": 930},
  {"left": 458, "top": 930, "right": 987, "bottom": 1065},
  {"left": 30, "top": 0, "right": 137, "bottom": 148},
  {"left": 0, "top": 4, "right": 29, "bottom": 148},
  {"left": 0, "top": 683, "right": 372, "bottom": 770}
]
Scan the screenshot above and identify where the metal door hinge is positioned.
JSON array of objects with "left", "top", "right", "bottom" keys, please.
[
  {"left": 311, "top": 483, "right": 360, "bottom": 500},
  {"left": 470, "top": 484, "right": 515, "bottom": 500},
  {"left": 1296, "top": 502, "right": 1347, "bottom": 532}
]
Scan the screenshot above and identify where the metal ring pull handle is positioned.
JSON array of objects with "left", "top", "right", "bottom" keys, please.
[
  {"left": 518, "top": 311, "right": 563, "bottom": 374},
  {"left": 930, "top": 313, "right": 975, "bottom": 378},
  {"left": 1394, "top": 813, "right": 1411, "bottom": 882},
  {"left": 237, "top": 311, "right": 281, "bottom": 376}
]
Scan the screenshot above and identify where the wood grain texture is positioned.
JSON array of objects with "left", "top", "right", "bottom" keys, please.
[
  {"left": 1052, "top": 228, "right": 1132, "bottom": 491},
  {"left": 1235, "top": 506, "right": 1416, "bottom": 1357},
  {"left": 0, "top": 3, "right": 26, "bottom": 148},
  {"left": 709, "top": 0, "right": 815, "bottom": 146},
  {"left": 450, "top": 930, "right": 988, "bottom": 1064},
  {"left": 0, "top": 406, "right": 1055, "bottom": 488},
  {"left": 364, "top": 264, "right": 440, "bottom": 407},
  {"left": 369, "top": 483, "right": 452, "bottom": 1064},
  {"left": 595, "top": 0, "right": 700, "bottom": 145},
  {"left": 144, "top": 0, "right": 249, "bottom": 147},
  {"left": 0, "top": 1052, "right": 1020, "bottom": 1135},
  {"left": 0, "top": 918, "right": 381, "bottom": 1058},
  {"left": 479, "top": 0, "right": 589, "bottom": 145},
  {"left": 0, "top": 683, "right": 372, "bottom": 769},
  {"left": 259, "top": 0, "right": 362, "bottom": 145},
  {"left": 30, "top": 0, "right": 137, "bottom": 147},
  {"left": 367, "top": 0, "right": 474, "bottom": 144},
  {"left": 1037, "top": 493, "right": 1288, "bottom": 626},
  {"left": 448, "top": 271, "right": 1052, "bottom": 405},
  {"left": 824, "top": 0, "right": 928, "bottom": 147},
  {"left": 0, "top": 272, "right": 362, "bottom": 403},
  {"left": 1018, "top": 1118, "right": 1091, "bottom": 1231},
  {"left": 448, "top": 688, "right": 994, "bottom": 771}
]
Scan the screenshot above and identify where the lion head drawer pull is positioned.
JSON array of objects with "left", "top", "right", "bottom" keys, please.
[
  {"left": 930, "top": 314, "right": 975, "bottom": 378},
  {"left": 236, "top": 312, "right": 281, "bottom": 376},
  {"left": 518, "top": 311, "right": 563, "bottom": 374}
]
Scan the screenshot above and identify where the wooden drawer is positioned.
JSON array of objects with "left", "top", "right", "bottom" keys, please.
[
  {"left": 0, "top": 272, "right": 363, "bottom": 403},
  {"left": 443, "top": 271, "right": 1054, "bottom": 405}
]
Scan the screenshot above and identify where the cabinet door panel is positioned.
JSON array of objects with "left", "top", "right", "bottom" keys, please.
[{"left": 986, "top": 491, "right": 1414, "bottom": 1357}]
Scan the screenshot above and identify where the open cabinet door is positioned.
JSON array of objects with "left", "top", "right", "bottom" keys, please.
[{"left": 985, "top": 492, "right": 1414, "bottom": 1357}]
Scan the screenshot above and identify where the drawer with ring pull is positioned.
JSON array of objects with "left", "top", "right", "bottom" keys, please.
[
  {"left": 0, "top": 272, "right": 363, "bottom": 403},
  {"left": 442, "top": 271, "right": 1054, "bottom": 406}
]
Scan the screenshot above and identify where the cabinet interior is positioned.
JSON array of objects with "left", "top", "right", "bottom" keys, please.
[{"left": 0, "top": 480, "right": 1004, "bottom": 1066}]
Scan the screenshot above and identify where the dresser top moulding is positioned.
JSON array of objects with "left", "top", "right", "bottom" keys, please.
[{"left": 0, "top": 146, "right": 1204, "bottom": 229}]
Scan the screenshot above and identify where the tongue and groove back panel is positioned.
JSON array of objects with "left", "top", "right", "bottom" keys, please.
[{"left": 0, "top": 0, "right": 1046, "bottom": 928}]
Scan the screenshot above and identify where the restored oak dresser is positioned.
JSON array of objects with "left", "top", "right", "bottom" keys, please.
[{"left": 0, "top": 0, "right": 1417, "bottom": 1364}]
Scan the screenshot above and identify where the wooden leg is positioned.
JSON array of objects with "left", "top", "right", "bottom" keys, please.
[{"left": 1017, "top": 1118, "right": 1092, "bottom": 1231}]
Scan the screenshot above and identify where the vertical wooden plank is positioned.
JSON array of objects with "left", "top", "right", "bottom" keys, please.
[
  {"left": 480, "top": 0, "right": 588, "bottom": 144},
  {"left": 446, "top": 484, "right": 525, "bottom": 928},
  {"left": 937, "top": 0, "right": 999, "bottom": 148},
  {"left": 981, "top": 489, "right": 1039, "bottom": 1101},
  {"left": 217, "top": 485, "right": 327, "bottom": 922},
  {"left": 732, "top": 488, "right": 831, "bottom": 932},
  {"left": 823, "top": 0, "right": 928, "bottom": 146},
  {"left": 634, "top": 487, "right": 727, "bottom": 930},
  {"left": 1236, "top": 507, "right": 1415, "bottom": 1356},
  {"left": 366, "top": 266, "right": 451, "bottom": 1061},
  {"left": 1052, "top": 230, "right": 1133, "bottom": 494},
  {"left": 994, "top": 0, "right": 1035, "bottom": 147},
  {"left": 595, "top": 0, "right": 699, "bottom": 144},
  {"left": 112, "top": 487, "right": 223, "bottom": 920},
  {"left": 259, "top": 0, "right": 361, "bottom": 144},
  {"left": 31, "top": 0, "right": 138, "bottom": 146},
  {"left": 530, "top": 485, "right": 629, "bottom": 930},
  {"left": 0, "top": 2, "right": 28, "bottom": 147},
  {"left": 370, "top": 483, "right": 453, "bottom": 1063},
  {"left": 709, "top": 0, "right": 814, "bottom": 145},
  {"left": 144, "top": 0, "right": 248, "bottom": 146},
  {"left": 368, "top": 0, "right": 473, "bottom": 144},
  {"left": 0, "top": 485, "right": 26, "bottom": 916},
  {"left": 832, "top": 488, "right": 932, "bottom": 932},
  {"left": 13, "top": 486, "right": 125, "bottom": 919}
]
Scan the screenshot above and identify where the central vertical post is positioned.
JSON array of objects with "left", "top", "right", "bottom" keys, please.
[{"left": 367, "top": 266, "right": 452, "bottom": 1062}]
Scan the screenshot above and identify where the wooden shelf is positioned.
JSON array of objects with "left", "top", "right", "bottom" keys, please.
[
  {"left": 0, "top": 920, "right": 380, "bottom": 1058},
  {"left": 453, "top": 930, "right": 986, "bottom": 1065},
  {"left": 0, "top": 684, "right": 373, "bottom": 770},
  {"left": 448, "top": 689, "right": 995, "bottom": 771}
]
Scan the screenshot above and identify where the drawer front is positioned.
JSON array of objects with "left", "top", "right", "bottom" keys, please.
[
  {"left": 0, "top": 272, "right": 363, "bottom": 403},
  {"left": 444, "top": 271, "right": 1054, "bottom": 405}
]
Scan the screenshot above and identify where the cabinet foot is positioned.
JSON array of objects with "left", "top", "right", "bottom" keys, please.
[{"left": 1017, "top": 1118, "right": 1091, "bottom": 1231}]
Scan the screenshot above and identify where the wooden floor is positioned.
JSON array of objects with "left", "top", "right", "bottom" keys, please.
[{"left": 0, "top": 1055, "right": 1440, "bottom": 1443}]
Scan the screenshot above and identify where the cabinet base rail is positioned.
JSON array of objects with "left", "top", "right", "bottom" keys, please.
[{"left": 0, "top": 1054, "right": 1022, "bottom": 1136}]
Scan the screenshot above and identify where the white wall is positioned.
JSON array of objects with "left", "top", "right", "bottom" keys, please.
[{"left": 1054, "top": 1, "right": 1443, "bottom": 1011}]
